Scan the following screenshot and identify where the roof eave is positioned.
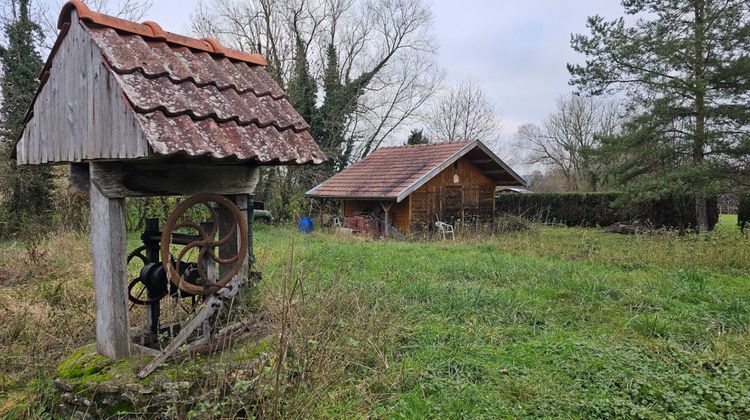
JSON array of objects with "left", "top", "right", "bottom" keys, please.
[
  {"left": 474, "top": 141, "right": 528, "bottom": 188},
  {"left": 305, "top": 194, "right": 398, "bottom": 201}
]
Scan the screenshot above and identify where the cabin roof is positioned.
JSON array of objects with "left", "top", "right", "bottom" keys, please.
[
  {"left": 15, "top": 0, "right": 325, "bottom": 165},
  {"left": 306, "top": 140, "right": 526, "bottom": 202}
]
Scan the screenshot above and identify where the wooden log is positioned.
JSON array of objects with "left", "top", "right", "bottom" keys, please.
[
  {"left": 89, "top": 173, "right": 130, "bottom": 360},
  {"left": 89, "top": 162, "right": 260, "bottom": 198}
]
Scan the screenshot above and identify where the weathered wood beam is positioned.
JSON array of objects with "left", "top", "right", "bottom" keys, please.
[
  {"left": 218, "top": 195, "right": 249, "bottom": 280},
  {"left": 86, "top": 162, "right": 260, "bottom": 198},
  {"left": 90, "top": 171, "right": 130, "bottom": 360},
  {"left": 380, "top": 201, "right": 393, "bottom": 238},
  {"left": 470, "top": 159, "right": 494, "bottom": 165}
]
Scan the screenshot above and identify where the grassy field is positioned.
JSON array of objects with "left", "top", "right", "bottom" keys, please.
[{"left": 1, "top": 215, "right": 749, "bottom": 417}]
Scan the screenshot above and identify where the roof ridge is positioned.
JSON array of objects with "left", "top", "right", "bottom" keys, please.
[
  {"left": 377, "top": 140, "right": 473, "bottom": 150},
  {"left": 59, "top": 0, "right": 267, "bottom": 66}
]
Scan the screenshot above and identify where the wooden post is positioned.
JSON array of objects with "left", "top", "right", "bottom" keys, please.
[
  {"left": 89, "top": 171, "right": 130, "bottom": 360},
  {"left": 144, "top": 218, "right": 161, "bottom": 343},
  {"left": 219, "top": 195, "right": 249, "bottom": 281},
  {"left": 380, "top": 202, "right": 393, "bottom": 238}
]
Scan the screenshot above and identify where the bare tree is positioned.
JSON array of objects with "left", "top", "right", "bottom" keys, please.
[
  {"left": 32, "top": 0, "right": 153, "bottom": 51},
  {"left": 515, "top": 95, "right": 621, "bottom": 191},
  {"left": 191, "top": 0, "right": 441, "bottom": 163},
  {"left": 425, "top": 79, "right": 502, "bottom": 146}
]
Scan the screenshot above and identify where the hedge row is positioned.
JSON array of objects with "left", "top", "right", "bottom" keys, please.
[{"left": 496, "top": 192, "right": 719, "bottom": 230}]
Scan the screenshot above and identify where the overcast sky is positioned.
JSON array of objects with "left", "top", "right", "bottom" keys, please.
[{"left": 48, "top": 0, "right": 626, "bottom": 164}]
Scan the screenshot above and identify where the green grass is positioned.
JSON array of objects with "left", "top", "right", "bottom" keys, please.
[
  {"left": 1, "top": 215, "right": 749, "bottom": 417},
  {"left": 247, "top": 214, "right": 750, "bottom": 417}
]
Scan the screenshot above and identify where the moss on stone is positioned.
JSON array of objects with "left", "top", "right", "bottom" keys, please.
[{"left": 55, "top": 344, "right": 112, "bottom": 381}]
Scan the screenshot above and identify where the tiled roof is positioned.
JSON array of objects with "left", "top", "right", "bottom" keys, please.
[
  {"left": 25, "top": 0, "right": 325, "bottom": 164},
  {"left": 307, "top": 140, "right": 526, "bottom": 201}
]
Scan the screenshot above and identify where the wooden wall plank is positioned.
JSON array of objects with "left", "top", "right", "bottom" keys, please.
[{"left": 410, "top": 157, "right": 497, "bottom": 229}]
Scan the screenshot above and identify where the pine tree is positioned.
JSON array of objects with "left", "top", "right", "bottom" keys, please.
[
  {"left": 569, "top": 0, "right": 750, "bottom": 231},
  {"left": 0, "top": 0, "right": 52, "bottom": 222}
]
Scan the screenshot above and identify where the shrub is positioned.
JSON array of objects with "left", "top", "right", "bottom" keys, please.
[
  {"left": 738, "top": 193, "right": 750, "bottom": 233},
  {"left": 495, "top": 214, "right": 532, "bottom": 234},
  {"left": 496, "top": 193, "right": 719, "bottom": 231}
]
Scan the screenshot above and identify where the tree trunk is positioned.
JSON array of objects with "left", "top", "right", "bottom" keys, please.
[
  {"left": 695, "top": 195, "right": 708, "bottom": 232},
  {"left": 692, "top": 0, "right": 709, "bottom": 232}
]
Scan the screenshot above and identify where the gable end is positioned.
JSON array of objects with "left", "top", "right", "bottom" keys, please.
[{"left": 16, "top": 10, "right": 148, "bottom": 165}]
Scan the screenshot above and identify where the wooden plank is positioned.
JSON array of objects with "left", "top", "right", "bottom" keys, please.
[
  {"left": 89, "top": 172, "right": 130, "bottom": 360},
  {"left": 89, "top": 162, "right": 260, "bottom": 198}
]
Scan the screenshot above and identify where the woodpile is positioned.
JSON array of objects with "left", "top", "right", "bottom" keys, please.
[{"left": 344, "top": 215, "right": 382, "bottom": 239}]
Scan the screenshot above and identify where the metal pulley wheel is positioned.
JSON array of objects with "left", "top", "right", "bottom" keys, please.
[{"left": 160, "top": 193, "right": 248, "bottom": 296}]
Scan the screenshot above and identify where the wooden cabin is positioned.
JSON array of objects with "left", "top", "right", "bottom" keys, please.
[
  {"left": 14, "top": 0, "right": 324, "bottom": 359},
  {"left": 307, "top": 140, "right": 526, "bottom": 236}
]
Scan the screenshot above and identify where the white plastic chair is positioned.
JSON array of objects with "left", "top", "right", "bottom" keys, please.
[
  {"left": 435, "top": 219, "right": 455, "bottom": 240},
  {"left": 331, "top": 216, "right": 342, "bottom": 228}
]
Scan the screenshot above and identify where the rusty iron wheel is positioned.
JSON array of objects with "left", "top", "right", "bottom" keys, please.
[{"left": 160, "top": 193, "right": 248, "bottom": 296}]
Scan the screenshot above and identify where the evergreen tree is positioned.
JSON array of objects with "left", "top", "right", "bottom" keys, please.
[
  {"left": 286, "top": 36, "right": 317, "bottom": 124},
  {"left": 317, "top": 43, "right": 381, "bottom": 172},
  {"left": 406, "top": 129, "right": 429, "bottom": 145},
  {"left": 317, "top": 43, "right": 347, "bottom": 175},
  {"left": 569, "top": 0, "right": 750, "bottom": 231},
  {"left": 0, "top": 0, "right": 52, "bottom": 221}
]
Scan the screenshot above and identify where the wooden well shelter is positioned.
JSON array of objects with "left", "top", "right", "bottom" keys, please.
[
  {"left": 14, "top": 1, "right": 324, "bottom": 360},
  {"left": 306, "top": 140, "right": 525, "bottom": 236}
]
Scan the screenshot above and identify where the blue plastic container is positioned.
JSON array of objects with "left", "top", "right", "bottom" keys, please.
[{"left": 298, "top": 217, "right": 314, "bottom": 234}]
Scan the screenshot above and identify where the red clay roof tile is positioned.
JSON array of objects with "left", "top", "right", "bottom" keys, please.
[{"left": 59, "top": 0, "right": 267, "bottom": 65}]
